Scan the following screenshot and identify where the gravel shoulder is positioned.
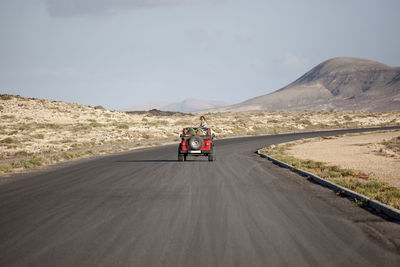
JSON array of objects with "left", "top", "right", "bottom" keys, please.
[{"left": 287, "top": 130, "right": 400, "bottom": 188}]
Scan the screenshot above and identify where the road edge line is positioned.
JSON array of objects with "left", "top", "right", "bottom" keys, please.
[{"left": 256, "top": 150, "right": 400, "bottom": 221}]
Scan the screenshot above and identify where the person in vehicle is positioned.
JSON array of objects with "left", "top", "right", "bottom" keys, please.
[
  {"left": 200, "top": 115, "right": 207, "bottom": 128},
  {"left": 199, "top": 116, "right": 208, "bottom": 135}
]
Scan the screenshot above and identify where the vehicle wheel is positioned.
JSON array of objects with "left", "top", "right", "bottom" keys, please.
[
  {"left": 208, "top": 146, "right": 216, "bottom": 161},
  {"left": 208, "top": 153, "right": 215, "bottom": 161},
  {"left": 188, "top": 136, "right": 203, "bottom": 150},
  {"left": 178, "top": 154, "right": 185, "bottom": 162}
]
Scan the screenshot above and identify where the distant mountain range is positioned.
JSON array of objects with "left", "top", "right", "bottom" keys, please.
[
  {"left": 125, "top": 98, "right": 226, "bottom": 113},
  {"left": 211, "top": 57, "right": 400, "bottom": 112}
]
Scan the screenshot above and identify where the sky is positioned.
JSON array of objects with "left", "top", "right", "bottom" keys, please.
[{"left": 1, "top": 0, "right": 400, "bottom": 110}]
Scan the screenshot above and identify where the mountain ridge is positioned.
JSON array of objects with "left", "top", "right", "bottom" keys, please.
[
  {"left": 124, "top": 98, "right": 226, "bottom": 113},
  {"left": 211, "top": 57, "right": 400, "bottom": 112}
]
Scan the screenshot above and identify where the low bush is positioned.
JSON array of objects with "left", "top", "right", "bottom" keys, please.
[
  {"left": 1, "top": 137, "right": 15, "bottom": 144},
  {"left": 94, "top": 105, "right": 106, "bottom": 110},
  {"left": 0, "top": 164, "right": 12, "bottom": 172},
  {"left": 299, "top": 119, "right": 312, "bottom": 125},
  {"left": 13, "top": 156, "right": 46, "bottom": 169},
  {"left": 34, "top": 134, "right": 45, "bottom": 139},
  {"left": 18, "top": 124, "right": 31, "bottom": 131},
  {"left": 38, "top": 123, "right": 61, "bottom": 130},
  {"left": 13, "top": 151, "right": 32, "bottom": 157},
  {"left": 90, "top": 122, "right": 104, "bottom": 127},
  {"left": 383, "top": 136, "right": 400, "bottom": 153},
  {"left": 1, "top": 115, "right": 16, "bottom": 120},
  {"left": 0, "top": 94, "right": 13, "bottom": 100},
  {"left": 117, "top": 123, "right": 130, "bottom": 129}
]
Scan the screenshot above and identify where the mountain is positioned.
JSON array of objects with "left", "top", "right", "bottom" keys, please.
[
  {"left": 125, "top": 98, "right": 226, "bottom": 113},
  {"left": 212, "top": 57, "right": 400, "bottom": 112}
]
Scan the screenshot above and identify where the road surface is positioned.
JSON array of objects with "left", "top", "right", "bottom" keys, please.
[{"left": 1, "top": 127, "right": 400, "bottom": 266}]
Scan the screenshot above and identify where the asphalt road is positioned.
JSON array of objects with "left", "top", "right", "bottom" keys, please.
[{"left": 1, "top": 127, "right": 400, "bottom": 267}]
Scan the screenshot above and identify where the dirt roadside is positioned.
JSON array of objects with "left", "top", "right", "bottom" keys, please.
[{"left": 286, "top": 130, "right": 400, "bottom": 188}]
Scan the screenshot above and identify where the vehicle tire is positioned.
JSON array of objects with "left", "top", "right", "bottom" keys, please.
[
  {"left": 208, "top": 145, "right": 216, "bottom": 161},
  {"left": 178, "top": 154, "right": 185, "bottom": 162},
  {"left": 188, "top": 136, "right": 203, "bottom": 150},
  {"left": 208, "top": 153, "right": 215, "bottom": 161}
]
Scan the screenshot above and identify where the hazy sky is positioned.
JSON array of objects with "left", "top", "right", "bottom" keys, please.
[{"left": 1, "top": 0, "right": 400, "bottom": 110}]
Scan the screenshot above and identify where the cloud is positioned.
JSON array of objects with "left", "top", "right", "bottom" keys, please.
[
  {"left": 25, "top": 67, "right": 80, "bottom": 78},
  {"left": 251, "top": 58, "right": 268, "bottom": 74},
  {"left": 185, "top": 28, "right": 223, "bottom": 42},
  {"left": 280, "top": 53, "right": 310, "bottom": 71},
  {"left": 233, "top": 33, "right": 251, "bottom": 45},
  {"left": 43, "top": 0, "right": 214, "bottom": 17}
]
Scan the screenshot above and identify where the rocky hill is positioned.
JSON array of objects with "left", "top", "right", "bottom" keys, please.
[{"left": 213, "top": 57, "right": 400, "bottom": 112}]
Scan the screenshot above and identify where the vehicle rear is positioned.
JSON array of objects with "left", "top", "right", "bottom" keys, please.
[{"left": 178, "top": 127, "right": 215, "bottom": 162}]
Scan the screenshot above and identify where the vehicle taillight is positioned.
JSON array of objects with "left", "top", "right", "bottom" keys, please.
[{"left": 181, "top": 140, "right": 188, "bottom": 150}]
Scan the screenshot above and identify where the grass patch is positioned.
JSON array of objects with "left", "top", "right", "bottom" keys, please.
[
  {"left": 261, "top": 143, "right": 400, "bottom": 209},
  {"left": 1, "top": 137, "right": 16, "bottom": 144},
  {"left": 174, "top": 120, "right": 193, "bottom": 126},
  {"left": 299, "top": 119, "right": 312, "bottom": 125},
  {"left": 1, "top": 149, "right": 99, "bottom": 173},
  {"left": 62, "top": 152, "right": 79, "bottom": 160},
  {"left": 61, "top": 139, "right": 74, "bottom": 143},
  {"left": 142, "top": 133, "right": 151, "bottom": 139},
  {"left": 70, "top": 124, "right": 92, "bottom": 131},
  {"left": 13, "top": 156, "right": 46, "bottom": 169},
  {"left": 332, "top": 178, "right": 400, "bottom": 209},
  {"left": 62, "top": 150, "right": 95, "bottom": 160},
  {"left": 13, "top": 151, "right": 33, "bottom": 157},
  {"left": 18, "top": 123, "right": 32, "bottom": 131},
  {"left": 34, "top": 133, "right": 45, "bottom": 139},
  {"left": 0, "top": 163, "right": 13, "bottom": 172},
  {"left": 343, "top": 115, "right": 353, "bottom": 121},
  {"left": 38, "top": 123, "right": 61, "bottom": 130},
  {"left": 117, "top": 123, "right": 130, "bottom": 129},
  {"left": 249, "top": 126, "right": 268, "bottom": 135},
  {"left": 1, "top": 114, "right": 16, "bottom": 120},
  {"left": 231, "top": 126, "right": 247, "bottom": 136},
  {"left": 146, "top": 121, "right": 162, "bottom": 127},
  {"left": 90, "top": 122, "right": 104, "bottom": 127},
  {"left": 382, "top": 136, "right": 400, "bottom": 153}
]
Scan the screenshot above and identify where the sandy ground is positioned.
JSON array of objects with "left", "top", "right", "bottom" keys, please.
[{"left": 287, "top": 131, "right": 400, "bottom": 188}]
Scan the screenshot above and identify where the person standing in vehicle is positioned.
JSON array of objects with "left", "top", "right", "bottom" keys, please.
[{"left": 200, "top": 116, "right": 207, "bottom": 129}]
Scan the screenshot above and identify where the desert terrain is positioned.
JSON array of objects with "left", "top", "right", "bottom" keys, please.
[
  {"left": 286, "top": 131, "right": 400, "bottom": 188},
  {"left": 260, "top": 130, "right": 400, "bottom": 209},
  {"left": 1, "top": 94, "right": 400, "bottom": 175}
]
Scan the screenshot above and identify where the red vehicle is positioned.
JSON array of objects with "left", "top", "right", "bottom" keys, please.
[{"left": 178, "top": 127, "right": 215, "bottom": 161}]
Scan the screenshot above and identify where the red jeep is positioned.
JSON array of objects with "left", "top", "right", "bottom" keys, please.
[{"left": 178, "top": 127, "right": 215, "bottom": 161}]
